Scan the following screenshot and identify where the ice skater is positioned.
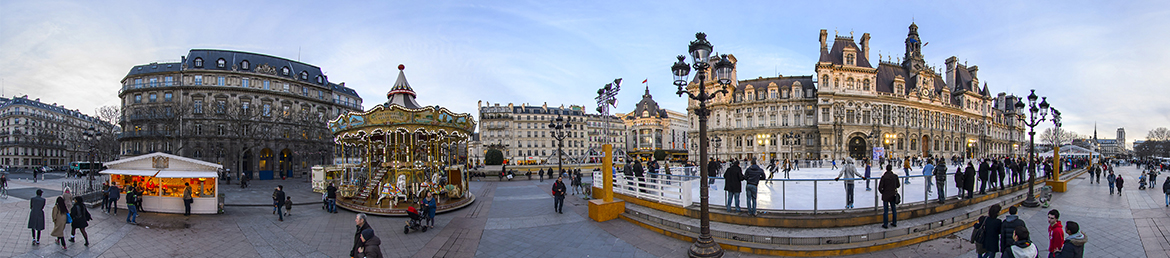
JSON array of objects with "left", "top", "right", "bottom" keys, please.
[{"left": 835, "top": 158, "right": 866, "bottom": 209}]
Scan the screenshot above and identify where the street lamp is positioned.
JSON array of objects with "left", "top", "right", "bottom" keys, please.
[
  {"left": 868, "top": 124, "right": 881, "bottom": 162},
  {"left": 1016, "top": 89, "right": 1049, "bottom": 207},
  {"left": 671, "top": 32, "right": 733, "bottom": 258},
  {"left": 712, "top": 137, "right": 722, "bottom": 161},
  {"left": 884, "top": 133, "right": 897, "bottom": 164},
  {"left": 597, "top": 78, "right": 622, "bottom": 202},
  {"left": 549, "top": 115, "right": 574, "bottom": 177},
  {"left": 83, "top": 126, "right": 102, "bottom": 192},
  {"left": 1050, "top": 108, "right": 1063, "bottom": 179}
]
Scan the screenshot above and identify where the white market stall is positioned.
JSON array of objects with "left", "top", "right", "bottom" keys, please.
[{"left": 101, "top": 152, "right": 221, "bottom": 215}]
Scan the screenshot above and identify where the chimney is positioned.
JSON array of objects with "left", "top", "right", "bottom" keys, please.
[
  {"left": 820, "top": 29, "right": 828, "bottom": 50},
  {"left": 968, "top": 66, "right": 979, "bottom": 79},
  {"left": 945, "top": 56, "right": 958, "bottom": 90},
  {"left": 860, "top": 33, "right": 871, "bottom": 63}
]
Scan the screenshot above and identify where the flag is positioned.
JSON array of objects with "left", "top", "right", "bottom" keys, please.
[{"left": 642, "top": 79, "right": 648, "bottom": 84}]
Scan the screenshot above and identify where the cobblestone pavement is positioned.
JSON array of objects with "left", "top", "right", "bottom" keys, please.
[{"left": 3, "top": 167, "right": 1165, "bottom": 257}]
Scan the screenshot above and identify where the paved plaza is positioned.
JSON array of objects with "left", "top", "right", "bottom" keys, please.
[{"left": 1, "top": 166, "right": 1168, "bottom": 257}]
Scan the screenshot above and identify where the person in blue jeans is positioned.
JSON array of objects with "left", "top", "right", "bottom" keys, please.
[
  {"left": 125, "top": 186, "right": 138, "bottom": 224},
  {"left": 1162, "top": 179, "right": 1170, "bottom": 207},
  {"left": 743, "top": 159, "right": 765, "bottom": 216},
  {"left": 723, "top": 160, "right": 743, "bottom": 213},
  {"left": 922, "top": 158, "right": 935, "bottom": 194}
]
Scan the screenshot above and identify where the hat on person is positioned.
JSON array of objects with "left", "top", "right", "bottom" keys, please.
[{"left": 361, "top": 228, "right": 375, "bottom": 241}]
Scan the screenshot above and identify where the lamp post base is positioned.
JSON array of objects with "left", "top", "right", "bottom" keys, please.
[
  {"left": 688, "top": 236, "right": 724, "bottom": 258},
  {"left": 1021, "top": 196, "right": 1041, "bottom": 207}
]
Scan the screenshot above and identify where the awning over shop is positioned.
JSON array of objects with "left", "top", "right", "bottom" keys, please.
[
  {"left": 155, "top": 171, "right": 218, "bottom": 178},
  {"left": 100, "top": 169, "right": 160, "bottom": 177}
]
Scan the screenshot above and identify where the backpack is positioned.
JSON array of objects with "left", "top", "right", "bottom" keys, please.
[{"left": 971, "top": 216, "right": 987, "bottom": 253}]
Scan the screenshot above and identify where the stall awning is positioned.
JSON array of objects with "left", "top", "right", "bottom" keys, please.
[
  {"left": 100, "top": 169, "right": 160, "bottom": 177},
  {"left": 155, "top": 171, "right": 217, "bottom": 178}
]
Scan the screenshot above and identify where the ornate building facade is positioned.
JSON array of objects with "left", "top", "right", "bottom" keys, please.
[
  {"left": 477, "top": 101, "right": 626, "bottom": 165},
  {"left": 687, "top": 23, "right": 1026, "bottom": 162},
  {"left": 118, "top": 49, "right": 363, "bottom": 180},
  {"left": 0, "top": 96, "right": 117, "bottom": 169},
  {"left": 620, "top": 86, "right": 689, "bottom": 161}
]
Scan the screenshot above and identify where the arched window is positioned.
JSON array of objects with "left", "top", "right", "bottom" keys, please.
[
  {"left": 193, "top": 58, "right": 203, "bottom": 68},
  {"left": 282, "top": 66, "right": 290, "bottom": 76},
  {"left": 300, "top": 71, "right": 308, "bottom": 80},
  {"left": 316, "top": 76, "right": 323, "bottom": 84},
  {"left": 240, "top": 60, "right": 250, "bottom": 70},
  {"left": 216, "top": 58, "right": 225, "bottom": 68}
]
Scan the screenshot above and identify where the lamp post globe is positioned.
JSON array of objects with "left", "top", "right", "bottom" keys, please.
[{"left": 1018, "top": 89, "right": 1049, "bottom": 208}]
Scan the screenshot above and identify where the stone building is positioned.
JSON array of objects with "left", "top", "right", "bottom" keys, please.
[
  {"left": 118, "top": 49, "right": 363, "bottom": 180},
  {"left": 477, "top": 101, "right": 626, "bottom": 165},
  {"left": 686, "top": 23, "right": 1026, "bottom": 162},
  {"left": 621, "top": 86, "right": 689, "bottom": 161},
  {"left": 0, "top": 96, "right": 117, "bottom": 169}
]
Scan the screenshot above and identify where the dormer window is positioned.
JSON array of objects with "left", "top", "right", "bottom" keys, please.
[
  {"left": 846, "top": 54, "right": 855, "bottom": 65},
  {"left": 300, "top": 71, "right": 308, "bottom": 80},
  {"left": 281, "top": 67, "right": 290, "bottom": 76},
  {"left": 241, "top": 60, "right": 250, "bottom": 70},
  {"left": 193, "top": 58, "right": 203, "bottom": 68},
  {"left": 216, "top": 58, "right": 226, "bottom": 68},
  {"left": 316, "top": 76, "right": 323, "bottom": 84}
]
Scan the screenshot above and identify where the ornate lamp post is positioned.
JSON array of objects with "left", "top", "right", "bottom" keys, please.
[
  {"left": 782, "top": 132, "right": 796, "bottom": 161},
  {"left": 1016, "top": 90, "right": 1049, "bottom": 207},
  {"left": 549, "top": 115, "right": 574, "bottom": 177},
  {"left": 83, "top": 126, "right": 102, "bottom": 191},
  {"left": 712, "top": 137, "right": 722, "bottom": 161},
  {"left": 671, "top": 32, "right": 734, "bottom": 258}
]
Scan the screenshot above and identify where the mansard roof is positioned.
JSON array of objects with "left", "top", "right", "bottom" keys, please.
[
  {"left": 737, "top": 76, "right": 817, "bottom": 92},
  {"left": 629, "top": 86, "right": 668, "bottom": 119},
  {"left": 819, "top": 36, "right": 871, "bottom": 68},
  {"left": 875, "top": 62, "right": 948, "bottom": 97}
]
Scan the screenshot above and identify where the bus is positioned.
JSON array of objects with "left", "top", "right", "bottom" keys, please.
[{"left": 69, "top": 162, "right": 104, "bottom": 176}]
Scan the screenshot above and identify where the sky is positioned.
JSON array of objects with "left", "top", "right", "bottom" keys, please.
[{"left": 2, "top": 0, "right": 1168, "bottom": 147}]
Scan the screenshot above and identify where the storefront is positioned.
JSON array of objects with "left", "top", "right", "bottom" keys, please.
[{"left": 101, "top": 152, "right": 221, "bottom": 215}]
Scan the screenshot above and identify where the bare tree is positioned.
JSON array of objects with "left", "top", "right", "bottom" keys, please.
[
  {"left": 1148, "top": 127, "right": 1170, "bottom": 141},
  {"left": 96, "top": 105, "right": 121, "bottom": 125},
  {"left": 1040, "top": 127, "right": 1075, "bottom": 147}
]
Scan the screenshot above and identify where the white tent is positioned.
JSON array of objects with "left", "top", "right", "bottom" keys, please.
[
  {"left": 1038, "top": 144, "right": 1099, "bottom": 157},
  {"left": 101, "top": 152, "right": 221, "bottom": 214}
]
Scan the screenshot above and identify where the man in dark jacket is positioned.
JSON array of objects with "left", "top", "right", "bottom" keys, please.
[
  {"left": 707, "top": 159, "right": 721, "bottom": 185},
  {"left": 1000, "top": 206, "right": 1028, "bottom": 258},
  {"left": 274, "top": 185, "right": 286, "bottom": 221},
  {"left": 351, "top": 213, "right": 373, "bottom": 258},
  {"left": 878, "top": 164, "right": 900, "bottom": 228},
  {"left": 106, "top": 183, "right": 121, "bottom": 215},
  {"left": 964, "top": 162, "right": 977, "bottom": 199},
  {"left": 723, "top": 161, "right": 743, "bottom": 213},
  {"left": 743, "top": 160, "right": 765, "bottom": 216},
  {"left": 632, "top": 160, "right": 645, "bottom": 192},
  {"left": 1055, "top": 221, "right": 1086, "bottom": 258},
  {"left": 996, "top": 159, "right": 1007, "bottom": 191},
  {"left": 978, "top": 159, "right": 990, "bottom": 194},
  {"left": 326, "top": 183, "right": 338, "bottom": 213},
  {"left": 934, "top": 159, "right": 948, "bottom": 204},
  {"left": 552, "top": 176, "right": 567, "bottom": 214},
  {"left": 359, "top": 228, "right": 383, "bottom": 258}
]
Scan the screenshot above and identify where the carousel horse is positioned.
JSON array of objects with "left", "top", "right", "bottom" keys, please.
[{"left": 376, "top": 182, "right": 394, "bottom": 206}]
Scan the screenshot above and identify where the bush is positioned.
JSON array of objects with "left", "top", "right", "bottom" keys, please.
[{"left": 485, "top": 149, "right": 504, "bottom": 165}]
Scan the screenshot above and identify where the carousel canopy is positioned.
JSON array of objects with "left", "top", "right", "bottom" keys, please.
[
  {"left": 1038, "top": 144, "right": 1099, "bottom": 157},
  {"left": 328, "top": 64, "right": 476, "bottom": 146}
]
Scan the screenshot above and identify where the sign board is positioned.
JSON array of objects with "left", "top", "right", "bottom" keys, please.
[{"left": 872, "top": 147, "right": 886, "bottom": 161}]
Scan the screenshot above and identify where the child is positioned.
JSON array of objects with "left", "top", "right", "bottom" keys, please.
[{"left": 284, "top": 196, "right": 292, "bottom": 217}]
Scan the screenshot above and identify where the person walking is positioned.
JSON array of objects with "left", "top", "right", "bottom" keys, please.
[
  {"left": 100, "top": 182, "right": 109, "bottom": 212},
  {"left": 284, "top": 196, "right": 293, "bottom": 217},
  {"left": 107, "top": 183, "right": 120, "bottom": 214},
  {"left": 358, "top": 228, "right": 383, "bottom": 258},
  {"left": 183, "top": 182, "right": 194, "bottom": 216},
  {"left": 552, "top": 176, "right": 566, "bottom": 214},
  {"left": 69, "top": 196, "right": 91, "bottom": 246},
  {"left": 956, "top": 165, "right": 966, "bottom": 199},
  {"left": 1010, "top": 226, "right": 1039, "bottom": 258},
  {"left": 923, "top": 158, "right": 935, "bottom": 194},
  {"left": 975, "top": 204, "right": 1003, "bottom": 258},
  {"left": 50, "top": 196, "right": 68, "bottom": 249},
  {"left": 1163, "top": 178, "right": 1170, "bottom": 207},
  {"left": 879, "top": 164, "right": 901, "bottom": 228},
  {"left": 865, "top": 159, "right": 874, "bottom": 191},
  {"left": 539, "top": 168, "right": 545, "bottom": 182},
  {"left": 1001, "top": 206, "right": 1028, "bottom": 258},
  {"left": 326, "top": 183, "right": 339, "bottom": 213},
  {"left": 965, "top": 162, "right": 977, "bottom": 199},
  {"left": 744, "top": 160, "right": 765, "bottom": 216},
  {"left": 903, "top": 157, "right": 913, "bottom": 184},
  {"left": 989, "top": 160, "right": 1000, "bottom": 191},
  {"left": 1054, "top": 221, "right": 1085, "bottom": 258},
  {"left": 997, "top": 159, "right": 1007, "bottom": 191},
  {"left": 1116, "top": 175, "right": 1125, "bottom": 194},
  {"left": 1107, "top": 171, "right": 1117, "bottom": 195},
  {"left": 724, "top": 160, "right": 743, "bottom": 213},
  {"left": 1047, "top": 209, "right": 1065, "bottom": 258},
  {"left": 835, "top": 158, "right": 866, "bottom": 209},
  {"left": 935, "top": 159, "right": 948, "bottom": 203},
  {"left": 350, "top": 213, "right": 374, "bottom": 258},
  {"left": 707, "top": 158, "right": 721, "bottom": 186},
  {"left": 126, "top": 186, "right": 139, "bottom": 224},
  {"left": 29, "top": 189, "right": 45, "bottom": 245},
  {"left": 423, "top": 192, "right": 437, "bottom": 228},
  {"left": 979, "top": 159, "right": 990, "bottom": 194},
  {"left": 273, "top": 185, "right": 286, "bottom": 221}
]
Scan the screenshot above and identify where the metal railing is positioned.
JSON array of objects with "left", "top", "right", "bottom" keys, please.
[
  {"left": 62, "top": 174, "right": 109, "bottom": 197},
  {"left": 594, "top": 167, "right": 697, "bottom": 207}
]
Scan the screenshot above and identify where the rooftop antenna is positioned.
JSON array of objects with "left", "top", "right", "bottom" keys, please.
[{"left": 298, "top": 47, "right": 301, "bottom": 61}]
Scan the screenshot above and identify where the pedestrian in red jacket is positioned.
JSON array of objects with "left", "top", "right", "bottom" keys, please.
[{"left": 1047, "top": 209, "right": 1064, "bottom": 257}]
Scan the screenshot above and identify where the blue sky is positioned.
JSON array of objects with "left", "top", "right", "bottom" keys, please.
[{"left": 2, "top": 0, "right": 1168, "bottom": 146}]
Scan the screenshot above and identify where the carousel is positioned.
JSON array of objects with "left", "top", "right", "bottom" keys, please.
[{"left": 325, "top": 64, "right": 476, "bottom": 216}]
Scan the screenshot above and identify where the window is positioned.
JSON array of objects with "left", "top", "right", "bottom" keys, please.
[
  {"left": 134, "top": 95, "right": 142, "bottom": 103},
  {"left": 149, "top": 78, "right": 158, "bottom": 87},
  {"left": 318, "top": 90, "right": 323, "bottom": 99},
  {"left": 193, "top": 100, "right": 203, "bottom": 114},
  {"left": 300, "top": 71, "right": 308, "bottom": 80},
  {"left": 217, "top": 124, "right": 225, "bottom": 135},
  {"left": 164, "top": 76, "right": 173, "bottom": 86},
  {"left": 216, "top": 101, "right": 225, "bottom": 114},
  {"left": 134, "top": 79, "right": 143, "bottom": 88},
  {"left": 281, "top": 67, "right": 290, "bottom": 76},
  {"left": 149, "top": 94, "right": 157, "bottom": 103},
  {"left": 263, "top": 81, "right": 270, "bottom": 90},
  {"left": 316, "top": 76, "right": 323, "bottom": 84},
  {"left": 242, "top": 101, "right": 250, "bottom": 113},
  {"left": 821, "top": 108, "right": 830, "bottom": 122},
  {"left": 194, "top": 75, "right": 203, "bottom": 85},
  {"left": 242, "top": 78, "right": 249, "bottom": 88},
  {"left": 164, "top": 93, "right": 173, "bottom": 102},
  {"left": 194, "top": 58, "right": 203, "bottom": 68},
  {"left": 302, "top": 87, "right": 308, "bottom": 96},
  {"left": 216, "top": 58, "right": 225, "bottom": 68},
  {"left": 283, "top": 83, "right": 289, "bottom": 92},
  {"left": 263, "top": 104, "right": 271, "bottom": 117},
  {"left": 218, "top": 76, "right": 225, "bottom": 86},
  {"left": 195, "top": 124, "right": 202, "bottom": 135},
  {"left": 846, "top": 54, "right": 854, "bottom": 65},
  {"left": 241, "top": 60, "right": 250, "bottom": 70}
]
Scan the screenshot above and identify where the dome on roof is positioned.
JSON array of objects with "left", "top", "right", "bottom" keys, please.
[
  {"left": 629, "top": 86, "right": 668, "bottom": 119},
  {"left": 385, "top": 64, "right": 422, "bottom": 109}
]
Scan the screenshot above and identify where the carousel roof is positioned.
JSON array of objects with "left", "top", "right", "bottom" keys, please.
[
  {"left": 385, "top": 64, "right": 422, "bottom": 109},
  {"left": 329, "top": 64, "right": 476, "bottom": 145}
]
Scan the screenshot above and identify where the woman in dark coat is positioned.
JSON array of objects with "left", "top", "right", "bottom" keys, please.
[
  {"left": 28, "top": 189, "right": 45, "bottom": 245},
  {"left": 964, "top": 162, "right": 977, "bottom": 198},
  {"left": 976, "top": 204, "right": 1003, "bottom": 257},
  {"left": 70, "top": 196, "right": 92, "bottom": 246}
]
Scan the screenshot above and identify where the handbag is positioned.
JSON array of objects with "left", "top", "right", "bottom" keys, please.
[
  {"left": 893, "top": 193, "right": 901, "bottom": 204},
  {"left": 66, "top": 212, "right": 73, "bottom": 224}
]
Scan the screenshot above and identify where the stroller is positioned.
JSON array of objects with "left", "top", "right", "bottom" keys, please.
[
  {"left": 1139, "top": 175, "right": 1148, "bottom": 190},
  {"left": 404, "top": 206, "right": 427, "bottom": 234},
  {"left": 1039, "top": 185, "right": 1054, "bottom": 208}
]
